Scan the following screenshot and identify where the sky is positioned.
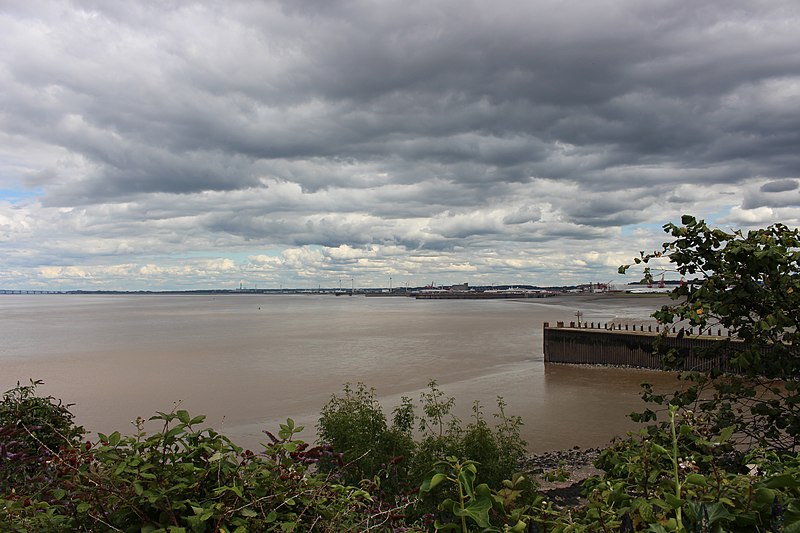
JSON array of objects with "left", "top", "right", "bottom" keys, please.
[{"left": 1, "top": 0, "right": 799, "bottom": 290}]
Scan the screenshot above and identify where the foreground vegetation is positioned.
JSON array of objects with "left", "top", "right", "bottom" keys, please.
[{"left": 2, "top": 216, "right": 799, "bottom": 531}]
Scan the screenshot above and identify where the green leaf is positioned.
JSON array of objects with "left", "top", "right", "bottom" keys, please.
[
  {"left": 685, "top": 473, "right": 707, "bottom": 486},
  {"left": 716, "top": 425, "right": 735, "bottom": 443},
  {"left": 651, "top": 443, "right": 670, "bottom": 456},
  {"left": 785, "top": 521, "right": 800, "bottom": 533},
  {"left": 438, "top": 498, "right": 456, "bottom": 513},
  {"left": 701, "top": 502, "right": 734, "bottom": 526},
  {"left": 240, "top": 507, "right": 258, "bottom": 518},
  {"left": 453, "top": 495, "right": 493, "bottom": 528},
  {"left": 213, "top": 485, "right": 243, "bottom": 498},
  {"left": 420, "top": 473, "right": 447, "bottom": 494},
  {"left": 507, "top": 520, "right": 528, "bottom": 532},
  {"left": 165, "top": 425, "right": 186, "bottom": 439},
  {"left": 765, "top": 473, "right": 800, "bottom": 489},
  {"left": 458, "top": 467, "right": 477, "bottom": 498},
  {"left": 106, "top": 430, "right": 120, "bottom": 446},
  {"left": 176, "top": 410, "right": 191, "bottom": 424},
  {"left": 664, "top": 493, "right": 684, "bottom": 509}
]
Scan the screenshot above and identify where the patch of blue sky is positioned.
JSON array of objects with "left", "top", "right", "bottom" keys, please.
[
  {"left": 0, "top": 187, "right": 43, "bottom": 204},
  {"left": 700, "top": 206, "right": 735, "bottom": 226},
  {"left": 620, "top": 221, "right": 667, "bottom": 237}
]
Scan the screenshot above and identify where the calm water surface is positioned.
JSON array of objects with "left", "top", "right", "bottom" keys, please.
[{"left": 0, "top": 293, "right": 679, "bottom": 452}]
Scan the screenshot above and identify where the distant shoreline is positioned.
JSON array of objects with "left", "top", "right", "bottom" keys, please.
[{"left": 0, "top": 289, "right": 676, "bottom": 298}]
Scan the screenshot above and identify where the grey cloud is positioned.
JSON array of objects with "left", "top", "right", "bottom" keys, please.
[
  {"left": 503, "top": 206, "right": 541, "bottom": 225},
  {"left": 742, "top": 179, "right": 800, "bottom": 209},
  {"left": 523, "top": 223, "right": 609, "bottom": 242},
  {"left": 4, "top": 0, "right": 798, "bottom": 205},
  {"left": 3, "top": 0, "right": 800, "bottom": 289},
  {"left": 761, "top": 180, "right": 799, "bottom": 194}
]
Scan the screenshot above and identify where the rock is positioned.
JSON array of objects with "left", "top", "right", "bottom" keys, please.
[{"left": 522, "top": 447, "right": 605, "bottom": 508}]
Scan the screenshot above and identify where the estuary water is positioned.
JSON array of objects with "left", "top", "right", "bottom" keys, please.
[{"left": 0, "top": 293, "right": 680, "bottom": 452}]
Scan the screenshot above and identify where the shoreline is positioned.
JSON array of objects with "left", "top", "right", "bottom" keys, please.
[{"left": 525, "top": 446, "right": 605, "bottom": 507}]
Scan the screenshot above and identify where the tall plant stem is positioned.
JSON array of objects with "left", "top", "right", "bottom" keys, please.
[{"left": 669, "top": 405, "right": 685, "bottom": 532}]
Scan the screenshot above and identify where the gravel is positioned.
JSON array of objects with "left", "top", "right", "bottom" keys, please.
[{"left": 522, "top": 446, "right": 605, "bottom": 508}]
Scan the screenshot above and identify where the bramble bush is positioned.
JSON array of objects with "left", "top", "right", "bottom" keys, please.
[
  {"left": 0, "top": 382, "right": 394, "bottom": 532},
  {"left": 0, "top": 378, "right": 85, "bottom": 517}
]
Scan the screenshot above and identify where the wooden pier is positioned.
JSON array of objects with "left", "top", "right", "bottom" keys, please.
[{"left": 542, "top": 321, "right": 742, "bottom": 371}]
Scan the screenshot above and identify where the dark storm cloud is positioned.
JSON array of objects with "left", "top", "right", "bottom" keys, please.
[
  {"left": 761, "top": 180, "right": 799, "bottom": 194},
  {"left": 2, "top": 0, "right": 800, "bottom": 289},
  {"left": 743, "top": 179, "right": 800, "bottom": 209},
  {"left": 3, "top": 0, "right": 798, "bottom": 204}
]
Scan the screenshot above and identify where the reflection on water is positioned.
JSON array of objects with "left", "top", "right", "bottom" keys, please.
[{"left": 0, "top": 293, "right": 680, "bottom": 452}]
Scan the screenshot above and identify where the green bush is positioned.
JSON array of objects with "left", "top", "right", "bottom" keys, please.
[
  {"left": 1, "top": 399, "right": 386, "bottom": 531},
  {"left": 316, "top": 382, "right": 414, "bottom": 494},
  {"left": 6, "top": 378, "right": 800, "bottom": 532},
  {"left": 317, "top": 381, "right": 531, "bottom": 489},
  {"left": 0, "top": 380, "right": 85, "bottom": 504},
  {"left": 316, "top": 379, "right": 537, "bottom": 529},
  {"left": 0, "top": 379, "right": 84, "bottom": 455},
  {"left": 535, "top": 404, "right": 800, "bottom": 532}
]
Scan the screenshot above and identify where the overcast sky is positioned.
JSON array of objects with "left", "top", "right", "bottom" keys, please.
[{"left": 1, "top": 0, "right": 799, "bottom": 290}]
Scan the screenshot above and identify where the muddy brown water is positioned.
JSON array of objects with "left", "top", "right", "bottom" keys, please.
[{"left": 0, "top": 293, "right": 681, "bottom": 452}]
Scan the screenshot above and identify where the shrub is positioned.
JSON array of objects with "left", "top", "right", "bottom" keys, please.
[
  {"left": 1, "top": 401, "right": 385, "bottom": 531},
  {"left": 316, "top": 383, "right": 415, "bottom": 494},
  {"left": 0, "top": 380, "right": 85, "bottom": 503},
  {"left": 0, "top": 379, "right": 84, "bottom": 454},
  {"left": 316, "top": 379, "right": 535, "bottom": 517}
]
